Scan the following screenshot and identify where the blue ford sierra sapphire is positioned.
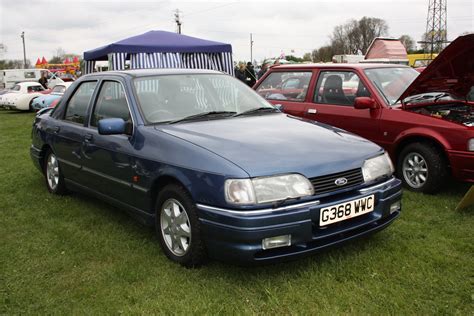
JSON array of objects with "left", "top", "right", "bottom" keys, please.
[{"left": 30, "top": 69, "right": 402, "bottom": 266}]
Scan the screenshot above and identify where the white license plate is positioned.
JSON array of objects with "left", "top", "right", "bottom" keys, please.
[{"left": 319, "top": 195, "right": 375, "bottom": 226}]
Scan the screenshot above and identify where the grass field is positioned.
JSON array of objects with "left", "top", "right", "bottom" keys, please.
[{"left": 1, "top": 110, "right": 473, "bottom": 314}]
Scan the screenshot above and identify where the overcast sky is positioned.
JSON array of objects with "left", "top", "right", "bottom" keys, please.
[{"left": 0, "top": 0, "right": 472, "bottom": 63}]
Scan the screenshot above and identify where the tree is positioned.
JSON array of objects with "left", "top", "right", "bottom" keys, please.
[
  {"left": 0, "top": 59, "right": 32, "bottom": 69},
  {"left": 312, "top": 46, "right": 335, "bottom": 63},
  {"left": 49, "top": 47, "right": 67, "bottom": 64},
  {"left": 357, "top": 17, "right": 388, "bottom": 53},
  {"left": 302, "top": 52, "right": 313, "bottom": 62},
  {"left": 329, "top": 17, "right": 389, "bottom": 55},
  {"left": 399, "top": 35, "right": 415, "bottom": 53},
  {"left": 285, "top": 55, "right": 304, "bottom": 63}
]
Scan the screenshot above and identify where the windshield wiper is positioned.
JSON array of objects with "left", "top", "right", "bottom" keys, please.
[
  {"left": 405, "top": 93, "right": 451, "bottom": 104},
  {"left": 434, "top": 92, "right": 451, "bottom": 103},
  {"left": 169, "top": 111, "right": 236, "bottom": 124},
  {"left": 233, "top": 107, "right": 279, "bottom": 117}
]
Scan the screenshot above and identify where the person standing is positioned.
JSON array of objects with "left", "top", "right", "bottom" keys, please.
[
  {"left": 245, "top": 62, "right": 256, "bottom": 87},
  {"left": 235, "top": 62, "right": 247, "bottom": 84},
  {"left": 257, "top": 62, "right": 269, "bottom": 79},
  {"left": 38, "top": 71, "right": 48, "bottom": 89}
]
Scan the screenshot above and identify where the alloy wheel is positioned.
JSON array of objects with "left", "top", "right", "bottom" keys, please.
[
  {"left": 46, "top": 153, "right": 60, "bottom": 191},
  {"left": 160, "top": 198, "right": 192, "bottom": 256},
  {"left": 402, "top": 152, "right": 428, "bottom": 189}
]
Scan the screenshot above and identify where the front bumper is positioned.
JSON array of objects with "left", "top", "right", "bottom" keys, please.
[
  {"left": 448, "top": 150, "right": 474, "bottom": 183},
  {"left": 197, "top": 177, "right": 402, "bottom": 264}
]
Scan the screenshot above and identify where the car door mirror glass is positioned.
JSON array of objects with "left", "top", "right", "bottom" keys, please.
[{"left": 98, "top": 118, "right": 126, "bottom": 135}]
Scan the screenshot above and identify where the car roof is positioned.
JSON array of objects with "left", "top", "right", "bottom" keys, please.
[
  {"left": 18, "top": 81, "right": 42, "bottom": 86},
  {"left": 83, "top": 68, "right": 223, "bottom": 79},
  {"left": 269, "top": 63, "right": 411, "bottom": 70},
  {"left": 54, "top": 82, "right": 74, "bottom": 88}
]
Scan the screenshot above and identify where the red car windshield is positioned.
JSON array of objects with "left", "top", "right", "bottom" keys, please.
[{"left": 364, "top": 67, "right": 419, "bottom": 105}]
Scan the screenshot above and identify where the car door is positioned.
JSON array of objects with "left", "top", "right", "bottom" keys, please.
[
  {"left": 255, "top": 70, "right": 314, "bottom": 117},
  {"left": 51, "top": 80, "right": 98, "bottom": 184},
  {"left": 305, "top": 70, "right": 382, "bottom": 141},
  {"left": 80, "top": 79, "right": 140, "bottom": 206}
]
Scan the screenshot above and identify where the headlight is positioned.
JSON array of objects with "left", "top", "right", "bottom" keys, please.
[
  {"left": 225, "top": 174, "right": 314, "bottom": 205},
  {"left": 468, "top": 139, "right": 474, "bottom": 151},
  {"left": 362, "top": 152, "right": 394, "bottom": 183}
]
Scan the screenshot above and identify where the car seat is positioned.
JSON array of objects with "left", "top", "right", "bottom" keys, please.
[{"left": 322, "top": 75, "right": 350, "bottom": 105}]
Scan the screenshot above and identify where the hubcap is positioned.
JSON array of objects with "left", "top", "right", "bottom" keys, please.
[
  {"left": 160, "top": 199, "right": 191, "bottom": 256},
  {"left": 46, "top": 153, "right": 60, "bottom": 191},
  {"left": 402, "top": 152, "right": 428, "bottom": 188}
]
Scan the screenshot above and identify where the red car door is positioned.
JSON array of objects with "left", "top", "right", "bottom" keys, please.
[{"left": 304, "top": 69, "right": 383, "bottom": 144}]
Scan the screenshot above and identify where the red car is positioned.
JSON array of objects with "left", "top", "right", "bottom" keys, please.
[{"left": 254, "top": 34, "right": 473, "bottom": 193}]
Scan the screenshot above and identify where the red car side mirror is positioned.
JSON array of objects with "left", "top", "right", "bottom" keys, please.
[{"left": 354, "top": 97, "right": 377, "bottom": 110}]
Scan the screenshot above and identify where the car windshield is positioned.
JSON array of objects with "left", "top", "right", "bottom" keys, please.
[
  {"left": 133, "top": 74, "right": 274, "bottom": 124},
  {"left": 28, "top": 85, "right": 45, "bottom": 92},
  {"left": 364, "top": 67, "right": 419, "bottom": 105}
]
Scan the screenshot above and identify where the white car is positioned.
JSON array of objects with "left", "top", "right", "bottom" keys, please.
[{"left": 0, "top": 82, "right": 47, "bottom": 111}]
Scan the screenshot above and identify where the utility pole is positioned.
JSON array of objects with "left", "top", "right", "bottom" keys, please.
[
  {"left": 250, "top": 33, "right": 254, "bottom": 63},
  {"left": 21, "top": 32, "right": 27, "bottom": 68},
  {"left": 174, "top": 9, "right": 182, "bottom": 34}
]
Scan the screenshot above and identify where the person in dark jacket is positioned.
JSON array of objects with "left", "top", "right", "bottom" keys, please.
[
  {"left": 257, "top": 62, "right": 269, "bottom": 79},
  {"left": 245, "top": 62, "right": 256, "bottom": 87},
  {"left": 38, "top": 71, "right": 48, "bottom": 89},
  {"left": 235, "top": 62, "right": 247, "bottom": 84}
]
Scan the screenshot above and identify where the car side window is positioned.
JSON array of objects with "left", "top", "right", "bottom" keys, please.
[
  {"left": 90, "top": 81, "right": 131, "bottom": 127},
  {"left": 64, "top": 81, "right": 97, "bottom": 124},
  {"left": 256, "top": 71, "right": 312, "bottom": 102},
  {"left": 314, "top": 71, "right": 370, "bottom": 106}
]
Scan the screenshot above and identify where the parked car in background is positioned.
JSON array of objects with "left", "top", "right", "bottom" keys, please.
[
  {"left": 31, "top": 82, "right": 73, "bottom": 111},
  {"left": 254, "top": 34, "right": 474, "bottom": 194},
  {"left": 0, "top": 82, "right": 48, "bottom": 110},
  {"left": 0, "top": 69, "right": 48, "bottom": 89},
  {"left": 31, "top": 69, "right": 401, "bottom": 266}
]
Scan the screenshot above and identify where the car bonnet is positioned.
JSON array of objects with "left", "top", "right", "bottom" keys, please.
[
  {"left": 398, "top": 33, "right": 474, "bottom": 108},
  {"left": 155, "top": 113, "right": 382, "bottom": 178}
]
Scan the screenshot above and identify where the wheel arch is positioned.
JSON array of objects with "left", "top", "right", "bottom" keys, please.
[
  {"left": 39, "top": 144, "right": 53, "bottom": 173},
  {"left": 394, "top": 134, "right": 451, "bottom": 171},
  {"left": 149, "top": 174, "right": 192, "bottom": 211}
]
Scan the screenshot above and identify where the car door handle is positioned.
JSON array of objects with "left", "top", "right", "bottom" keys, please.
[
  {"left": 84, "top": 134, "right": 93, "bottom": 142},
  {"left": 307, "top": 108, "right": 317, "bottom": 114}
]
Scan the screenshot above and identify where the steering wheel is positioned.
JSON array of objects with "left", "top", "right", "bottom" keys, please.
[{"left": 146, "top": 109, "right": 174, "bottom": 122}]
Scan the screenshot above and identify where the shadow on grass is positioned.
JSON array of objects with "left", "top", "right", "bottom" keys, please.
[
  {"left": 0, "top": 110, "right": 35, "bottom": 115},
  {"left": 54, "top": 185, "right": 391, "bottom": 277},
  {"left": 35, "top": 171, "right": 471, "bottom": 279}
]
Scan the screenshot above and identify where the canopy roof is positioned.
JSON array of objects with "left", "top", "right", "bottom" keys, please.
[
  {"left": 365, "top": 38, "right": 408, "bottom": 60},
  {"left": 84, "top": 30, "right": 232, "bottom": 61}
]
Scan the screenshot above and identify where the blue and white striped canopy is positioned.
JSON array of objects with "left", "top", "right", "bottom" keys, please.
[{"left": 83, "top": 31, "right": 234, "bottom": 75}]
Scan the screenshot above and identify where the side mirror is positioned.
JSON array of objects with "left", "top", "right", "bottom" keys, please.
[
  {"left": 354, "top": 97, "right": 377, "bottom": 110},
  {"left": 98, "top": 118, "right": 126, "bottom": 135},
  {"left": 274, "top": 103, "right": 284, "bottom": 111}
]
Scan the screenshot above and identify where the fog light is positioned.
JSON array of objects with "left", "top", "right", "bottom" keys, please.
[
  {"left": 262, "top": 235, "right": 291, "bottom": 250},
  {"left": 390, "top": 201, "right": 401, "bottom": 214}
]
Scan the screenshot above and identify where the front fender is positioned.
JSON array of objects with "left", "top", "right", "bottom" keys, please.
[{"left": 392, "top": 127, "right": 451, "bottom": 155}]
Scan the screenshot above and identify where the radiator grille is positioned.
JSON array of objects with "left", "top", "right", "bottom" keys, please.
[{"left": 310, "top": 168, "right": 364, "bottom": 195}]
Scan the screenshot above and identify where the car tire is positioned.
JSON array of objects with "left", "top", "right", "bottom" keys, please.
[
  {"left": 29, "top": 98, "right": 35, "bottom": 112},
  {"left": 397, "top": 142, "right": 447, "bottom": 194},
  {"left": 43, "top": 149, "right": 67, "bottom": 195},
  {"left": 155, "top": 184, "right": 206, "bottom": 267}
]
